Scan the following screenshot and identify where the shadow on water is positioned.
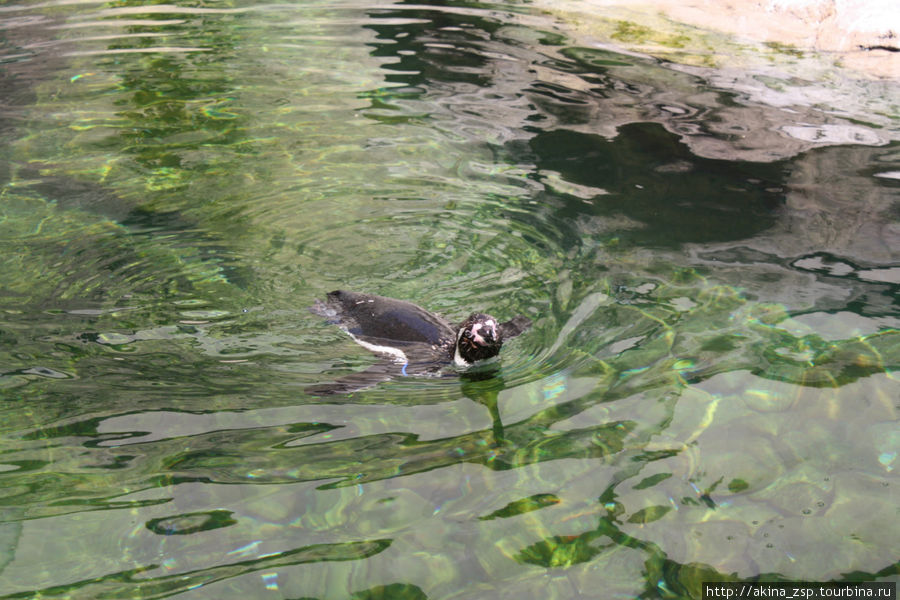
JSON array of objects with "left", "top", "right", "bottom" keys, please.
[
  {"left": 0, "top": 0, "right": 898, "bottom": 598},
  {"left": 522, "top": 123, "right": 786, "bottom": 247}
]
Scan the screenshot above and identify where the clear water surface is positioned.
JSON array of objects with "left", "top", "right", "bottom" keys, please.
[{"left": 0, "top": 0, "right": 898, "bottom": 598}]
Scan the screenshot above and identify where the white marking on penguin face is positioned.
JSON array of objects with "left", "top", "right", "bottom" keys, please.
[
  {"left": 469, "top": 319, "right": 497, "bottom": 345},
  {"left": 453, "top": 327, "right": 470, "bottom": 366},
  {"left": 453, "top": 344, "right": 468, "bottom": 367}
]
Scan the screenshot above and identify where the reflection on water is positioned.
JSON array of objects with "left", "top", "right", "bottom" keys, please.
[{"left": 0, "top": 0, "right": 898, "bottom": 598}]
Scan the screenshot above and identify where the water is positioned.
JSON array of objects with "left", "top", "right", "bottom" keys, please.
[{"left": 1, "top": 0, "right": 898, "bottom": 598}]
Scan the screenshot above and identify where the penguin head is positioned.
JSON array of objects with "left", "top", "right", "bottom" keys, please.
[{"left": 455, "top": 313, "right": 502, "bottom": 365}]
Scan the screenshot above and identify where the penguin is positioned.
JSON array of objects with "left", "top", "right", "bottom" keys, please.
[{"left": 309, "top": 290, "right": 531, "bottom": 394}]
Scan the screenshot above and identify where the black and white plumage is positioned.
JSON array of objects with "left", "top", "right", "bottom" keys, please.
[{"left": 309, "top": 290, "right": 530, "bottom": 394}]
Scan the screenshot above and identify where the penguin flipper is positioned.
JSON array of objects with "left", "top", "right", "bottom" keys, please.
[{"left": 499, "top": 316, "right": 531, "bottom": 340}]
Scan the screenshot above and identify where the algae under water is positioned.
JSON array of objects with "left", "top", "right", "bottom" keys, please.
[{"left": 0, "top": 1, "right": 898, "bottom": 598}]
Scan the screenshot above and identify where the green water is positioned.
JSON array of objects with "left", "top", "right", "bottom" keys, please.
[{"left": 0, "top": 0, "right": 898, "bottom": 598}]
